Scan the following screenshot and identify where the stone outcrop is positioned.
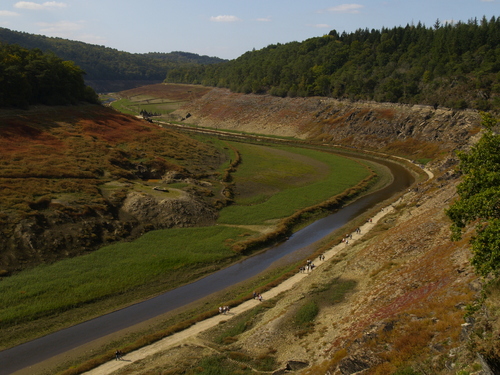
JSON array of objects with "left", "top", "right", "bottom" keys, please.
[
  {"left": 173, "top": 88, "right": 481, "bottom": 157},
  {"left": 121, "top": 191, "right": 218, "bottom": 228}
]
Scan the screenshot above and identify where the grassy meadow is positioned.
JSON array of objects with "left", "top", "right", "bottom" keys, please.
[
  {"left": 110, "top": 96, "right": 181, "bottom": 116},
  {"left": 218, "top": 143, "right": 371, "bottom": 225},
  {"left": 0, "top": 225, "right": 252, "bottom": 330},
  {"left": 107, "top": 83, "right": 211, "bottom": 118}
]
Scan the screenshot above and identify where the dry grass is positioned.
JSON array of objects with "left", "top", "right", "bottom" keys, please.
[
  {"left": 119, "top": 83, "right": 211, "bottom": 101},
  {"left": 382, "top": 137, "right": 443, "bottom": 160},
  {"left": 0, "top": 104, "right": 231, "bottom": 273}
]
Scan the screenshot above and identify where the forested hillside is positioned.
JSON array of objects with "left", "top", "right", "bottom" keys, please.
[
  {"left": 166, "top": 16, "right": 500, "bottom": 111},
  {"left": 0, "top": 43, "right": 98, "bottom": 107},
  {"left": 0, "top": 27, "right": 226, "bottom": 87}
]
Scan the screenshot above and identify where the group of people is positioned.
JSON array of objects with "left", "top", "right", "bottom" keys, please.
[
  {"left": 299, "top": 258, "right": 321, "bottom": 273},
  {"left": 115, "top": 350, "right": 124, "bottom": 361},
  {"left": 252, "top": 291, "right": 263, "bottom": 302},
  {"left": 218, "top": 306, "right": 231, "bottom": 314},
  {"left": 341, "top": 235, "right": 350, "bottom": 244},
  {"left": 342, "top": 228, "right": 362, "bottom": 244}
]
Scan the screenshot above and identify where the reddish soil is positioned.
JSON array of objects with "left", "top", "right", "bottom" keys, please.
[{"left": 119, "top": 83, "right": 211, "bottom": 101}]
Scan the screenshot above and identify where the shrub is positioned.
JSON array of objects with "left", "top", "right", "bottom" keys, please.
[{"left": 295, "top": 301, "right": 319, "bottom": 326}]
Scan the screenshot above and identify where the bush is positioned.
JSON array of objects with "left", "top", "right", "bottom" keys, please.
[{"left": 295, "top": 301, "right": 319, "bottom": 326}]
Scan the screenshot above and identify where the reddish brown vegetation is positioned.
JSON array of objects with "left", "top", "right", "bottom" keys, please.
[
  {"left": 119, "top": 83, "right": 211, "bottom": 101},
  {"left": 0, "top": 104, "right": 227, "bottom": 272}
]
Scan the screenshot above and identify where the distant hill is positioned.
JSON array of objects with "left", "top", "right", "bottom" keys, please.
[
  {"left": 165, "top": 16, "right": 500, "bottom": 111},
  {"left": 0, "top": 27, "right": 227, "bottom": 92}
]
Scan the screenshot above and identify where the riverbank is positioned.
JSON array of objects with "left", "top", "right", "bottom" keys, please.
[
  {"left": 73, "top": 154, "right": 478, "bottom": 374},
  {"left": 81, "top": 199, "right": 401, "bottom": 375},
  {"left": 3, "top": 145, "right": 406, "bottom": 375}
]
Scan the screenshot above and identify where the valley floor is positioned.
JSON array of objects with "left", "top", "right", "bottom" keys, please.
[
  {"left": 75, "top": 192, "right": 420, "bottom": 375},
  {"left": 72, "top": 160, "right": 479, "bottom": 375}
]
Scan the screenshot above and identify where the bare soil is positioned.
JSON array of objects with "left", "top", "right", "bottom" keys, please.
[{"left": 119, "top": 83, "right": 212, "bottom": 101}]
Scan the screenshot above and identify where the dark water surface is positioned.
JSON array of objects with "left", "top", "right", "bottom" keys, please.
[{"left": 0, "top": 155, "right": 414, "bottom": 375}]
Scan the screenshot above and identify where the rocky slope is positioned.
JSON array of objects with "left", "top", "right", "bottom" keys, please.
[
  {"left": 0, "top": 105, "right": 226, "bottom": 274},
  {"left": 173, "top": 88, "right": 480, "bottom": 160},
  {"left": 83, "top": 88, "right": 489, "bottom": 374}
]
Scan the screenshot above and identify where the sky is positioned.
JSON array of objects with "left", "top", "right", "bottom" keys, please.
[{"left": 0, "top": 1, "right": 498, "bottom": 60}]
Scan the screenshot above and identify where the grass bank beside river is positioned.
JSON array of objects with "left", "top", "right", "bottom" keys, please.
[{"left": 0, "top": 142, "right": 375, "bottom": 353}]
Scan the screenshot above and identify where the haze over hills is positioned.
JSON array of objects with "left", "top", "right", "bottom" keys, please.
[{"left": 0, "top": 27, "right": 226, "bottom": 92}]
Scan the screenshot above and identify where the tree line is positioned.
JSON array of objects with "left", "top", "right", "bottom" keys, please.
[
  {"left": 0, "top": 42, "right": 98, "bottom": 108},
  {"left": 0, "top": 27, "right": 226, "bottom": 82},
  {"left": 165, "top": 16, "right": 500, "bottom": 111}
]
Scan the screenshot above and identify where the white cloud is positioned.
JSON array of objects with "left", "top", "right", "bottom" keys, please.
[
  {"left": 323, "top": 4, "right": 364, "bottom": 14},
  {"left": 14, "top": 1, "right": 67, "bottom": 10},
  {"left": 0, "top": 10, "right": 20, "bottom": 16},
  {"left": 313, "top": 24, "right": 330, "bottom": 28},
  {"left": 210, "top": 15, "right": 241, "bottom": 22},
  {"left": 256, "top": 17, "right": 271, "bottom": 22},
  {"left": 14, "top": 2, "right": 43, "bottom": 10},
  {"left": 43, "top": 1, "right": 66, "bottom": 7},
  {"left": 37, "top": 20, "right": 83, "bottom": 33}
]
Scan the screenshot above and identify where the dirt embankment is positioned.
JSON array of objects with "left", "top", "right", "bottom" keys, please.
[{"left": 173, "top": 88, "right": 480, "bottom": 160}]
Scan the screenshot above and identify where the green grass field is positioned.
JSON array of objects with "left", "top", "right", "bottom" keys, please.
[
  {"left": 110, "top": 95, "right": 184, "bottom": 116},
  {"left": 0, "top": 226, "right": 252, "bottom": 328},
  {"left": 218, "top": 144, "right": 370, "bottom": 224}
]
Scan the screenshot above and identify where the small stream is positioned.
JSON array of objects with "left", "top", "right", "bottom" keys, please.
[{"left": 0, "top": 154, "right": 414, "bottom": 375}]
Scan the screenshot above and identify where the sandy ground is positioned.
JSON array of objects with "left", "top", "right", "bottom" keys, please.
[{"left": 82, "top": 199, "right": 401, "bottom": 375}]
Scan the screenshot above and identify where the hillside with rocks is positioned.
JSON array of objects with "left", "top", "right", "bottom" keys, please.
[
  {"left": 0, "top": 104, "right": 229, "bottom": 274},
  {"left": 173, "top": 88, "right": 480, "bottom": 161},
  {"left": 71, "top": 87, "right": 497, "bottom": 374},
  {"left": 3, "top": 84, "right": 496, "bottom": 374}
]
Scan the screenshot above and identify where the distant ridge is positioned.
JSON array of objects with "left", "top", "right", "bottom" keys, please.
[
  {"left": 0, "top": 27, "right": 227, "bottom": 92},
  {"left": 164, "top": 16, "right": 500, "bottom": 111}
]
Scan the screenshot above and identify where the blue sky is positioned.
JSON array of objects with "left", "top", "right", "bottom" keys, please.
[{"left": 0, "top": 1, "right": 498, "bottom": 60}]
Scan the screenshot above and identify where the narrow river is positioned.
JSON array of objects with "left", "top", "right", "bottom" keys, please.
[{"left": 0, "top": 154, "right": 414, "bottom": 375}]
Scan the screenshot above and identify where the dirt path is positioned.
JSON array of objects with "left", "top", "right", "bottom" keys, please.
[{"left": 82, "top": 201, "right": 398, "bottom": 375}]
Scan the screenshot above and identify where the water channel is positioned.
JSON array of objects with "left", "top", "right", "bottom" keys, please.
[{"left": 0, "top": 153, "right": 415, "bottom": 375}]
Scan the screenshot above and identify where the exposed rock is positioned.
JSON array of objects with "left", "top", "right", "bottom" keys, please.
[
  {"left": 120, "top": 191, "right": 217, "bottom": 228},
  {"left": 477, "top": 353, "right": 497, "bottom": 375},
  {"left": 286, "top": 360, "right": 309, "bottom": 371},
  {"left": 272, "top": 360, "right": 309, "bottom": 374},
  {"left": 338, "top": 350, "right": 383, "bottom": 374},
  {"left": 174, "top": 88, "right": 481, "bottom": 156}
]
